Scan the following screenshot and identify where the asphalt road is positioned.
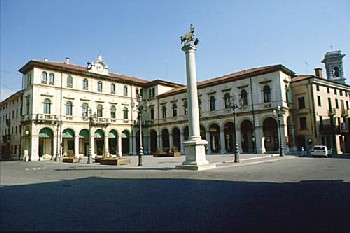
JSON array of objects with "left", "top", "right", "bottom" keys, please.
[{"left": 1, "top": 155, "right": 350, "bottom": 232}]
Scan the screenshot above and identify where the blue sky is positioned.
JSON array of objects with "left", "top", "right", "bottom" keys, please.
[{"left": 1, "top": 0, "right": 349, "bottom": 101}]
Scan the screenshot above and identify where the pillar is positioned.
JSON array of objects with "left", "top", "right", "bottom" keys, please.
[
  {"left": 206, "top": 131, "right": 211, "bottom": 154},
  {"left": 31, "top": 134, "right": 39, "bottom": 161},
  {"left": 104, "top": 134, "right": 109, "bottom": 156},
  {"left": 180, "top": 133, "right": 185, "bottom": 154},
  {"left": 117, "top": 135, "right": 122, "bottom": 157},
  {"left": 176, "top": 26, "right": 215, "bottom": 170},
  {"left": 169, "top": 133, "right": 174, "bottom": 149},
  {"left": 90, "top": 129, "right": 95, "bottom": 158},
  {"left": 74, "top": 135, "right": 79, "bottom": 158},
  {"left": 220, "top": 128, "right": 225, "bottom": 154},
  {"left": 255, "top": 126, "right": 264, "bottom": 154}
]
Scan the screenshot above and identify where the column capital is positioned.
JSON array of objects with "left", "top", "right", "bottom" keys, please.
[{"left": 182, "top": 44, "right": 197, "bottom": 52}]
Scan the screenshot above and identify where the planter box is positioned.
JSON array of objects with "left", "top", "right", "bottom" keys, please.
[
  {"left": 62, "top": 157, "right": 81, "bottom": 163},
  {"left": 100, "top": 158, "right": 131, "bottom": 165},
  {"left": 154, "top": 152, "right": 181, "bottom": 157}
]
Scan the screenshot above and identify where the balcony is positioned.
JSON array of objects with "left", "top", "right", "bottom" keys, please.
[
  {"left": 35, "top": 114, "right": 58, "bottom": 124},
  {"left": 328, "top": 108, "right": 336, "bottom": 116},
  {"left": 341, "top": 108, "right": 349, "bottom": 117}
]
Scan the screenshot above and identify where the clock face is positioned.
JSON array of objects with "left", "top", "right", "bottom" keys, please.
[{"left": 96, "top": 63, "right": 103, "bottom": 71}]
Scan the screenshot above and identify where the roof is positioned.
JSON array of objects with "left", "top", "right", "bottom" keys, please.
[
  {"left": 291, "top": 75, "right": 350, "bottom": 88},
  {"left": 158, "top": 64, "right": 295, "bottom": 98},
  {"left": 0, "top": 90, "right": 23, "bottom": 106},
  {"left": 19, "top": 60, "right": 149, "bottom": 85}
]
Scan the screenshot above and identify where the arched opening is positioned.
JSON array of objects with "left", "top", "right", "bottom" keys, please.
[
  {"left": 150, "top": 129, "right": 157, "bottom": 153},
  {"left": 224, "top": 122, "right": 234, "bottom": 153},
  {"left": 162, "top": 129, "right": 170, "bottom": 151},
  {"left": 209, "top": 124, "right": 220, "bottom": 153},
  {"left": 108, "top": 130, "right": 117, "bottom": 155},
  {"left": 79, "top": 129, "right": 89, "bottom": 157},
  {"left": 94, "top": 129, "right": 104, "bottom": 156},
  {"left": 263, "top": 117, "right": 278, "bottom": 152},
  {"left": 172, "top": 127, "right": 181, "bottom": 152},
  {"left": 39, "top": 128, "right": 54, "bottom": 159},
  {"left": 62, "top": 128, "right": 75, "bottom": 156},
  {"left": 122, "top": 130, "right": 130, "bottom": 155},
  {"left": 241, "top": 120, "right": 254, "bottom": 153}
]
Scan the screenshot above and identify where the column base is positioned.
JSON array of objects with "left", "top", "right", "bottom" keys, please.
[{"left": 176, "top": 138, "right": 216, "bottom": 171}]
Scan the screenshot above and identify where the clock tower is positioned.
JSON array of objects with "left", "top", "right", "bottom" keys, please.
[
  {"left": 87, "top": 55, "right": 109, "bottom": 75},
  {"left": 321, "top": 50, "right": 346, "bottom": 84}
]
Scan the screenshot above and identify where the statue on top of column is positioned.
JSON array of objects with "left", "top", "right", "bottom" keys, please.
[{"left": 181, "top": 24, "right": 199, "bottom": 46}]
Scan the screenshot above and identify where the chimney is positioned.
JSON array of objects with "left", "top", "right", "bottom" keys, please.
[
  {"left": 44, "top": 58, "right": 48, "bottom": 62},
  {"left": 314, "top": 68, "right": 322, "bottom": 78},
  {"left": 65, "top": 57, "right": 70, "bottom": 64}
]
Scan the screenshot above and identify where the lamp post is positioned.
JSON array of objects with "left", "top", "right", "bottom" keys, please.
[
  {"left": 273, "top": 106, "right": 285, "bottom": 157},
  {"left": 137, "top": 94, "right": 144, "bottom": 166},
  {"left": 55, "top": 120, "right": 62, "bottom": 162},
  {"left": 226, "top": 94, "right": 241, "bottom": 163},
  {"left": 87, "top": 108, "right": 96, "bottom": 164}
]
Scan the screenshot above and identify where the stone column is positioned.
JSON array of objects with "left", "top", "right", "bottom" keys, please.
[
  {"left": 176, "top": 26, "right": 215, "bottom": 170},
  {"left": 255, "top": 126, "right": 264, "bottom": 154},
  {"left": 220, "top": 128, "right": 225, "bottom": 154},
  {"left": 90, "top": 128, "right": 95, "bottom": 158},
  {"left": 74, "top": 135, "right": 79, "bottom": 158},
  {"left": 180, "top": 133, "right": 185, "bottom": 154},
  {"left": 169, "top": 133, "right": 174, "bottom": 149},
  {"left": 104, "top": 134, "right": 109, "bottom": 156},
  {"left": 117, "top": 135, "right": 122, "bottom": 157},
  {"left": 31, "top": 134, "right": 39, "bottom": 161},
  {"left": 206, "top": 131, "right": 211, "bottom": 154}
]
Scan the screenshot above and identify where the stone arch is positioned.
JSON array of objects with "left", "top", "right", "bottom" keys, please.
[
  {"left": 94, "top": 129, "right": 105, "bottom": 156},
  {"left": 39, "top": 127, "right": 54, "bottom": 159},
  {"left": 209, "top": 123, "right": 220, "bottom": 153},
  {"left": 121, "top": 130, "right": 130, "bottom": 155},
  {"left": 262, "top": 117, "right": 278, "bottom": 152},
  {"left": 62, "top": 128, "right": 75, "bottom": 155},
  {"left": 223, "top": 121, "right": 234, "bottom": 153},
  {"left": 172, "top": 127, "right": 181, "bottom": 152},
  {"left": 108, "top": 129, "right": 118, "bottom": 155},
  {"left": 150, "top": 129, "right": 157, "bottom": 153},
  {"left": 161, "top": 128, "right": 170, "bottom": 151},
  {"left": 241, "top": 119, "right": 254, "bottom": 153}
]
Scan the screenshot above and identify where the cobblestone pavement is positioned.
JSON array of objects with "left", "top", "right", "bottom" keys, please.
[{"left": 1, "top": 154, "right": 350, "bottom": 232}]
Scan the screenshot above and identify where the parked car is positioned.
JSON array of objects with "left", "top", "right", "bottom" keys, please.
[{"left": 310, "top": 145, "right": 328, "bottom": 157}]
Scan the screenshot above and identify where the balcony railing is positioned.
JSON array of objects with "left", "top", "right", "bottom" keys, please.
[{"left": 328, "top": 108, "right": 336, "bottom": 116}]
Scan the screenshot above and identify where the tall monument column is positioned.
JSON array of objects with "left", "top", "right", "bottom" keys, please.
[{"left": 176, "top": 24, "right": 216, "bottom": 171}]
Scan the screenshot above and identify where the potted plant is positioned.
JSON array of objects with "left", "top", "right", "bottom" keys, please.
[
  {"left": 153, "top": 148, "right": 167, "bottom": 157},
  {"left": 168, "top": 146, "right": 181, "bottom": 157}
]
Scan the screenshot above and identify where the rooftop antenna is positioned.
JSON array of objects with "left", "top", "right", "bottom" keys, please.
[{"left": 304, "top": 61, "right": 309, "bottom": 74}]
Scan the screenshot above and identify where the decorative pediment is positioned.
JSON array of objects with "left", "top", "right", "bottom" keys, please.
[{"left": 87, "top": 55, "right": 109, "bottom": 75}]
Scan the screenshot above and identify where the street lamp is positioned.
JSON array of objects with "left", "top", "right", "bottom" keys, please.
[
  {"left": 273, "top": 106, "right": 285, "bottom": 157},
  {"left": 55, "top": 120, "right": 62, "bottom": 161},
  {"left": 225, "top": 94, "right": 242, "bottom": 163},
  {"left": 137, "top": 94, "right": 144, "bottom": 166},
  {"left": 87, "top": 108, "right": 97, "bottom": 164}
]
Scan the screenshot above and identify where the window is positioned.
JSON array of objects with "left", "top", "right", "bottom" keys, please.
[
  {"left": 298, "top": 97, "right": 306, "bottom": 109},
  {"left": 150, "top": 106, "right": 155, "bottom": 119},
  {"left": 198, "top": 98, "right": 202, "bottom": 117},
  {"left": 26, "top": 73, "right": 31, "bottom": 88},
  {"left": 340, "top": 90, "right": 343, "bottom": 96},
  {"left": 327, "top": 87, "right": 330, "bottom": 94},
  {"left": 123, "top": 107, "right": 129, "bottom": 119},
  {"left": 140, "top": 89, "right": 143, "bottom": 97},
  {"left": 66, "top": 101, "right": 73, "bottom": 116},
  {"left": 111, "top": 83, "right": 116, "bottom": 94},
  {"left": 241, "top": 89, "right": 248, "bottom": 106},
  {"left": 43, "top": 98, "right": 51, "bottom": 114},
  {"left": 41, "top": 72, "right": 47, "bottom": 84},
  {"left": 346, "top": 101, "right": 349, "bottom": 110},
  {"left": 110, "top": 105, "right": 116, "bottom": 119},
  {"left": 98, "top": 81, "right": 103, "bottom": 92},
  {"left": 67, "top": 76, "right": 73, "bottom": 88},
  {"left": 316, "top": 85, "right": 320, "bottom": 91},
  {"left": 263, "top": 85, "right": 271, "bottom": 103},
  {"left": 183, "top": 100, "right": 188, "bottom": 115},
  {"left": 317, "top": 96, "right": 322, "bottom": 107},
  {"left": 83, "top": 79, "right": 88, "bottom": 90},
  {"left": 82, "top": 103, "right": 89, "bottom": 117},
  {"left": 49, "top": 73, "right": 54, "bottom": 84},
  {"left": 25, "top": 96, "right": 30, "bottom": 114},
  {"left": 124, "top": 86, "right": 128, "bottom": 96},
  {"left": 334, "top": 88, "right": 337, "bottom": 95},
  {"left": 136, "top": 88, "right": 139, "bottom": 96},
  {"left": 300, "top": 117, "right": 307, "bottom": 130},
  {"left": 97, "top": 104, "right": 103, "bottom": 117},
  {"left": 162, "top": 106, "right": 166, "bottom": 118},
  {"left": 224, "top": 93, "right": 230, "bottom": 109},
  {"left": 335, "top": 99, "right": 339, "bottom": 109},
  {"left": 209, "top": 96, "right": 215, "bottom": 111},
  {"left": 172, "top": 103, "right": 177, "bottom": 117},
  {"left": 328, "top": 98, "right": 332, "bottom": 111},
  {"left": 333, "top": 67, "right": 340, "bottom": 77}
]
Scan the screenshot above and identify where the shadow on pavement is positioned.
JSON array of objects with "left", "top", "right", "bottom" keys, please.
[{"left": 1, "top": 177, "right": 349, "bottom": 232}]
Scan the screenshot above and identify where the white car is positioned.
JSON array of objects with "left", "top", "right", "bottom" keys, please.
[{"left": 310, "top": 145, "right": 328, "bottom": 157}]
